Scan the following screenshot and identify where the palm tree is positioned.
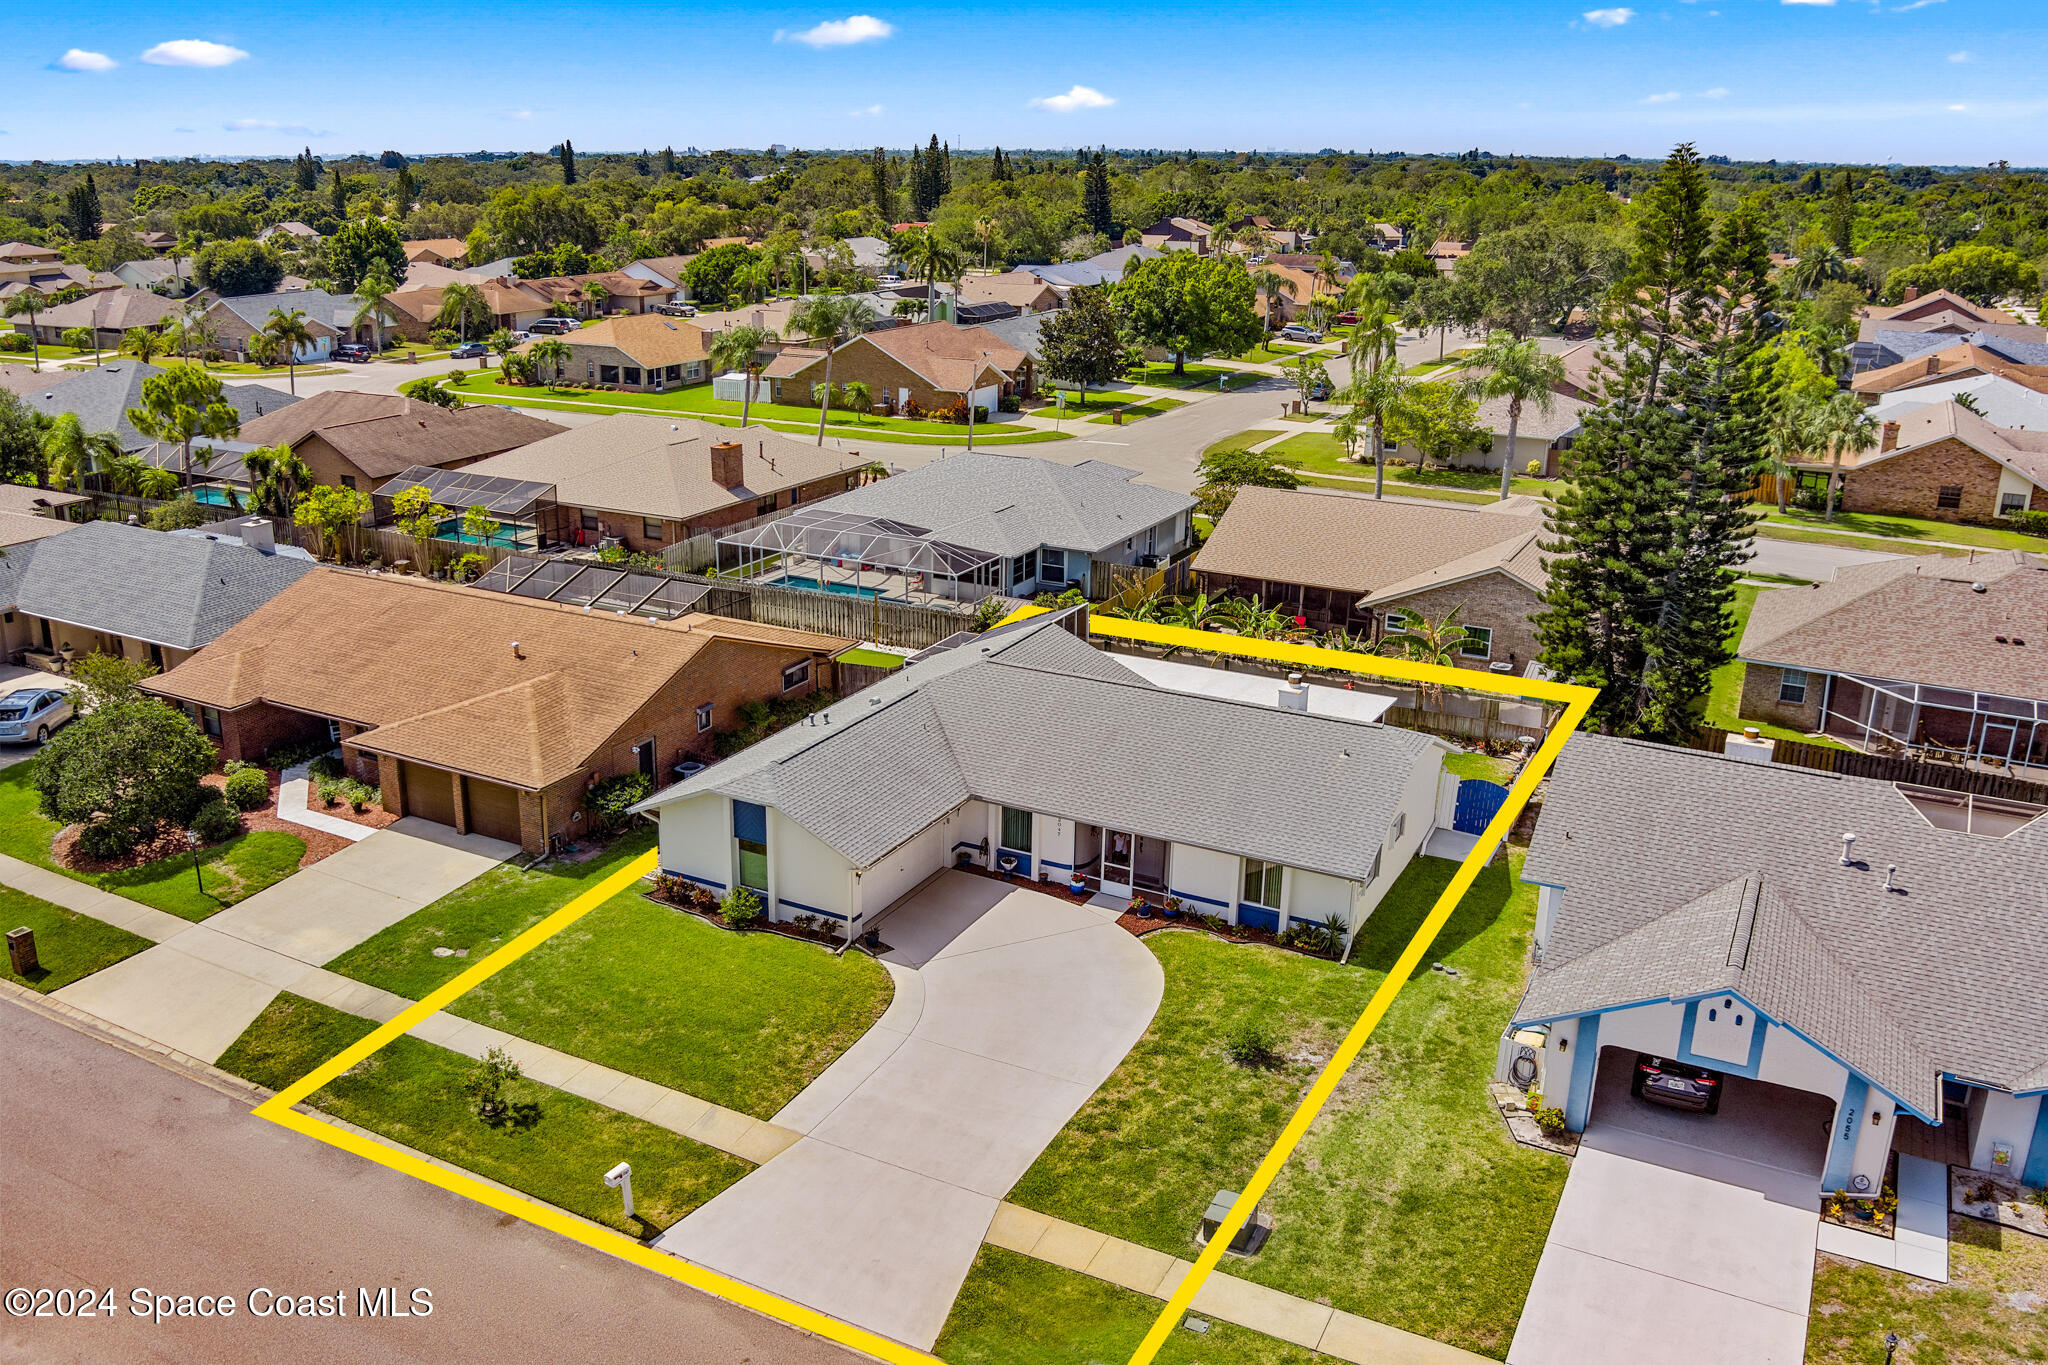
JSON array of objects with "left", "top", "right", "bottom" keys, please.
[
  {"left": 1346, "top": 304, "right": 1401, "bottom": 374},
  {"left": 708, "top": 324, "right": 778, "bottom": 429},
  {"left": 1252, "top": 269, "right": 1297, "bottom": 334},
  {"left": 41, "top": 414, "right": 122, "bottom": 493},
  {"left": 239, "top": 443, "right": 315, "bottom": 518},
  {"left": 733, "top": 256, "right": 775, "bottom": 305},
  {"left": 1786, "top": 244, "right": 1850, "bottom": 299},
  {"left": 530, "top": 337, "right": 571, "bottom": 387},
  {"left": 488, "top": 327, "right": 518, "bottom": 370},
  {"left": 1468, "top": 331, "right": 1567, "bottom": 500},
  {"left": 1814, "top": 388, "right": 1878, "bottom": 522},
  {"left": 1762, "top": 392, "right": 1823, "bottom": 514},
  {"left": 1343, "top": 361, "right": 1423, "bottom": 499},
  {"left": 841, "top": 380, "right": 874, "bottom": 423},
  {"left": 258, "top": 307, "right": 316, "bottom": 393},
  {"left": 353, "top": 263, "right": 397, "bottom": 353},
  {"left": 1378, "top": 605, "right": 1477, "bottom": 708},
  {"left": 974, "top": 216, "right": 998, "bottom": 271},
  {"left": 437, "top": 283, "right": 490, "bottom": 345},
  {"left": 786, "top": 296, "right": 880, "bottom": 445},
  {"left": 4, "top": 287, "right": 48, "bottom": 372},
  {"left": 889, "top": 227, "right": 961, "bottom": 320},
  {"left": 1314, "top": 250, "right": 1346, "bottom": 303},
  {"left": 581, "top": 279, "right": 609, "bottom": 318},
  {"left": 120, "top": 326, "right": 163, "bottom": 364}
]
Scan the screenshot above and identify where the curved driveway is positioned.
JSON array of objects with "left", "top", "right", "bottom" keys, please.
[{"left": 655, "top": 872, "right": 1163, "bottom": 1350}]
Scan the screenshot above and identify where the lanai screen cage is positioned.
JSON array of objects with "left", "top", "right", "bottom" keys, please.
[
  {"left": 371, "top": 465, "right": 569, "bottom": 551},
  {"left": 472, "top": 554, "right": 722, "bottom": 619},
  {"left": 1821, "top": 673, "right": 2048, "bottom": 775},
  {"left": 714, "top": 505, "right": 1002, "bottom": 605}
]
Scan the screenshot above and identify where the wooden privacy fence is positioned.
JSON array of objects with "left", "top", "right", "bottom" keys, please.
[
  {"left": 659, "top": 571, "right": 982, "bottom": 650},
  {"left": 88, "top": 492, "right": 515, "bottom": 576},
  {"left": 1092, "top": 557, "right": 1191, "bottom": 612},
  {"left": 1687, "top": 725, "right": 2048, "bottom": 804}
]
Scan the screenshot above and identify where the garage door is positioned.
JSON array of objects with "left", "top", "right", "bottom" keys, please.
[
  {"left": 463, "top": 776, "right": 523, "bottom": 846},
  {"left": 400, "top": 760, "right": 456, "bottom": 827}
]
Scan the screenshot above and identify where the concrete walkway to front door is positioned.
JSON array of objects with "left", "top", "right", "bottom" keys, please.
[
  {"left": 655, "top": 872, "right": 1164, "bottom": 1351},
  {"left": 49, "top": 819, "right": 514, "bottom": 1062}
]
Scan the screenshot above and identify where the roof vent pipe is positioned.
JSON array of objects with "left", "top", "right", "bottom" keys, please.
[
  {"left": 1972, "top": 582, "right": 1987, "bottom": 593},
  {"left": 511, "top": 641, "right": 524, "bottom": 659},
  {"left": 1839, "top": 832, "right": 1857, "bottom": 866},
  {"left": 1883, "top": 864, "right": 1898, "bottom": 892}
]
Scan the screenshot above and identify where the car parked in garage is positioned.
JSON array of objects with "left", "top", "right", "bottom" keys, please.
[
  {"left": 0, "top": 686, "right": 75, "bottom": 744},
  {"left": 1631, "top": 1053, "right": 1722, "bottom": 1113}
]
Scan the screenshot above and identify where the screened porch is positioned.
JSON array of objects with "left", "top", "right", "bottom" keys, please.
[{"left": 1819, "top": 672, "right": 2048, "bottom": 776}]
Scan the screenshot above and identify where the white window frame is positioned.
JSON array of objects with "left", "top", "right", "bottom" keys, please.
[
  {"left": 1778, "top": 668, "right": 1809, "bottom": 705},
  {"left": 695, "top": 703, "right": 713, "bottom": 733},
  {"left": 1998, "top": 491, "right": 2030, "bottom": 517},
  {"left": 1241, "top": 858, "right": 1283, "bottom": 911},
  {"left": 781, "top": 660, "right": 812, "bottom": 693},
  {"left": 1458, "top": 625, "right": 1493, "bottom": 659}
]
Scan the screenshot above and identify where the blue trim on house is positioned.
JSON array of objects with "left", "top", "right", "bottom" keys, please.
[
  {"left": 663, "top": 869, "right": 726, "bottom": 890},
  {"left": 1674, "top": 998, "right": 1770, "bottom": 1079},
  {"left": 1822, "top": 1075, "right": 1868, "bottom": 1190},
  {"left": 1040, "top": 858, "right": 1074, "bottom": 870},
  {"left": 732, "top": 800, "right": 767, "bottom": 845},
  {"left": 2023, "top": 1096, "right": 2048, "bottom": 1188},
  {"left": 951, "top": 841, "right": 983, "bottom": 854},
  {"left": 996, "top": 847, "right": 1033, "bottom": 876},
  {"left": 1237, "top": 904, "right": 1280, "bottom": 932},
  {"left": 1563, "top": 1013, "right": 1600, "bottom": 1133},
  {"left": 1170, "top": 888, "right": 1231, "bottom": 909},
  {"left": 776, "top": 896, "right": 845, "bottom": 922}
]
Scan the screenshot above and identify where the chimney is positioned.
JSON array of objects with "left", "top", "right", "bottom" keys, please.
[
  {"left": 236, "top": 517, "right": 275, "bottom": 553},
  {"left": 1723, "top": 726, "right": 1775, "bottom": 765},
  {"left": 1277, "top": 672, "right": 1309, "bottom": 712},
  {"left": 1924, "top": 356, "right": 1940, "bottom": 376},
  {"left": 1879, "top": 421, "right": 1900, "bottom": 453},
  {"left": 710, "top": 440, "right": 745, "bottom": 489},
  {"left": 1902, "top": 285, "right": 1919, "bottom": 302}
]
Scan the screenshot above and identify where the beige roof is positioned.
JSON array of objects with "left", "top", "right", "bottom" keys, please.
[
  {"left": 0, "top": 485, "right": 90, "bottom": 514},
  {"left": 0, "top": 363, "right": 55, "bottom": 396},
  {"left": 238, "top": 390, "right": 566, "bottom": 480},
  {"left": 520, "top": 313, "right": 709, "bottom": 368},
  {"left": 143, "top": 570, "right": 848, "bottom": 790},
  {"left": 0, "top": 507, "right": 80, "bottom": 548},
  {"left": 957, "top": 272, "right": 1060, "bottom": 309},
  {"left": 787, "top": 321, "right": 1024, "bottom": 393},
  {"left": 1840, "top": 400, "right": 2048, "bottom": 488},
  {"left": 460, "top": 413, "right": 869, "bottom": 522},
  {"left": 1194, "top": 486, "right": 1549, "bottom": 598},
  {"left": 1852, "top": 343, "right": 2048, "bottom": 396},
  {"left": 30, "top": 288, "right": 188, "bottom": 332},
  {"left": 628, "top": 255, "right": 696, "bottom": 286},
  {"left": 1470, "top": 390, "right": 1593, "bottom": 442},
  {"left": 1738, "top": 550, "right": 2048, "bottom": 699},
  {"left": 404, "top": 238, "right": 469, "bottom": 261},
  {"left": 1863, "top": 290, "right": 2015, "bottom": 327},
  {"left": 0, "top": 242, "right": 62, "bottom": 261}
]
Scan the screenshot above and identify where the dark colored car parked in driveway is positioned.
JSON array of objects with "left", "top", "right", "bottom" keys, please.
[
  {"left": 334, "top": 343, "right": 373, "bottom": 362},
  {"left": 1631, "top": 1053, "right": 1722, "bottom": 1113}
]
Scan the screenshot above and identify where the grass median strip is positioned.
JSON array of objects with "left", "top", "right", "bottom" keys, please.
[
  {"left": 218, "top": 993, "right": 751, "bottom": 1237},
  {"left": 0, "top": 883, "right": 153, "bottom": 992}
]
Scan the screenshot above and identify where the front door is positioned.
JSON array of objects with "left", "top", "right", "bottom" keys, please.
[{"left": 1099, "top": 828, "right": 1135, "bottom": 894}]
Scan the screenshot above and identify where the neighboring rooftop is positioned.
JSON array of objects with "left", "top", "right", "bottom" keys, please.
[
  {"left": 237, "top": 389, "right": 566, "bottom": 480},
  {"left": 517, "top": 312, "right": 709, "bottom": 368},
  {"left": 1021, "top": 245, "right": 1162, "bottom": 289},
  {"left": 19, "top": 361, "right": 299, "bottom": 450},
  {"left": 27, "top": 288, "right": 188, "bottom": 333},
  {"left": 1868, "top": 374, "right": 2048, "bottom": 430}
]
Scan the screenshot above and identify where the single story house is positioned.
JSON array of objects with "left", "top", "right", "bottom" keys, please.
[
  {"left": 1868, "top": 374, "right": 2048, "bottom": 431},
  {"left": 202, "top": 289, "right": 394, "bottom": 362},
  {"left": 1385, "top": 390, "right": 1591, "bottom": 478},
  {"left": 0, "top": 262, "right": 124, "bottom": 297},
  {"left": 622, "top": 254, "right": 696, "bottom": 298},
  {"left": 957, "top": 271, "right": 1063, "bottom": 315},
  {"left": 1429, "top": 240, "right": 1474, "bottom": 273},
  {"left": 144, "top": 570, "right": 850, "bottom": 853},
  {"left": 758, "top": 451, "right": 1194, "bottom": 598},
  {"left": 0, "top": 484, "right": 90, "bottom": 550},
  {"left": 0, "top": 518, "right": 314, "bottom": 675},
  {"left": 1734, "top": 549, "right": 2048, "bottom": 773},
  {"left": 1193, "top": 488, "right": 1550, "bottom": 666},
  {"left": 1510, "top": 732, "right": 2048, "bottom": 1196},
  {"left": 803, "top": 235, "right": 891, "bottom": 278},
  {"left": 256, "top": 221, "right": 322, "bottom": 245},
  {"left": 19, "top": 360, "right": 298, "bottom": 452},
  {"left": 1827, "top": 400, "right": 2048, "bottom": 522},
  {"left": 0, "top": 242, "right": 62, "bottom": 265},
  {"left": 111, "top": 257, "right": 196, "bottom": 295},
  {"left": 1370, "top": 223, "right": 1405, "bottom": 251},
  {"left": 10, "top": 287, "right": 187, "bottom": 349},
  {"left": 518, "top": 313, "right": 710, "bottom": 393},
  {"left": 386, "top": 278, "right": 552, "bottom": 340},
  {"left": 1850, "top": 342, "right": 2048, "bottom": 399},
  {"left": 520, "top": 271, "right": 675, "bottom": 317},
  {"left": 403, "top": 238, "right": 470, "bottom": 268},
  {"left": 634, "top": 613, "right": 1445, "bottom": 941},
  {"left": 1138, "top": 217, "right": 1213, "bottom": 254},
  {"left": 459, "top": 414, "right": 875, "bottom": 554},
  {"left": 1020, "top": 245, "right": 1162, "bottom": 292},
  {"left": 236, "top": 389, "right": 567, "bottom": 493},
  {"left": 1223, "top": 216, "right": 1304, "bottom": 253},
  {"left": 765, "top": 320, "right": 1034, "bottom": 414}
]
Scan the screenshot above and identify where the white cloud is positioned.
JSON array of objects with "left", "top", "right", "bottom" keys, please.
[
  {"left": 1947, "top": 103, "right": 1967, "bottom": 111},
  {"left": 1582, "top": 7, "right": 1634, "bottom": 26},
  {"left": 1947, "top": 49, "right": 1970, "bottom": 62},
  {"left": 778, "top": 15, "right": 893, "bottom": 47},
  {"left": 141, "top": 39, "right": 249, "bottom": 67},
  {"left": 1642, "top": 90, "right": 1681, "bottom": 103},
  {"left": 1894, "top": 0, "right": 1944, "bottom": 9},
  {"left": 503, "top": 108, "right": 534, "bottom": 121},
  {"left": 1031, "top": 84, "right": 1115, "bottom": 113},
  {"left": 850, "top": 103, "right": 884, "bottom": 117},
  {"left": 1780, "top": 0, "right": 1835, "bottom": 6},
  {"left": 224, "top": 118, "right": 325, "bottom": 134},
  {"left": 54, "top": 49, "right": 117, "bottom": 72},
  {"left": 1701, "top": 86, "right": 1730, "bottom": 97}
]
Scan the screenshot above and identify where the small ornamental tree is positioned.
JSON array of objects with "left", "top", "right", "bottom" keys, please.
[
  {"left": 294, "top": 484, "right": 372, "bottom": 561},
  {"left": 1037, "top": 285, "right": 1129, "bottom": 407},
  {"left": 34, "top": 696, "right": 215, "bottom": 857},
  {"left": 390, "top": 483, "right": 452, "bottom": 570},
  {"left": 463, "top": 1046, "right": 523, "bottom": 1124}
]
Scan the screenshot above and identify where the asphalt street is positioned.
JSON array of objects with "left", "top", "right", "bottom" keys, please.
[{"left": 0, "top": 998, "right": 863, "bottom": 1365}]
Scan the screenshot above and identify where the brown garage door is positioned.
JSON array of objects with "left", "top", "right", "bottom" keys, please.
[
  {"left": 463, "top": 776, "right": 524, "bottom": 846},
  {"left": 399, "top": 760, "right": 456, "bottom": 828}
]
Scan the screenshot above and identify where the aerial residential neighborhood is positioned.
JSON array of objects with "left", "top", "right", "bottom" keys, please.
[{"left": 2, "top": 6, "right": 2045, "bottom": 1365}]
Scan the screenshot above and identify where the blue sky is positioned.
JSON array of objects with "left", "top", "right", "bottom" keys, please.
[{"left": 10, "top": 1, "right": 2046, "bottom": 166}]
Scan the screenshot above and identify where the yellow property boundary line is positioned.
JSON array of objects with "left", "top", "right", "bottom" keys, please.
[{"left": 245, "top": 605, "right": 1590, "bottom": 1365}]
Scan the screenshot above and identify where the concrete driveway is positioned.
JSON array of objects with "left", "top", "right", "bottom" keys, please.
[
  {"left": 53, "top": 818, "right": 514, "bottom": 1061},
  {"left": 656, "top": 872, "right": 1162, "bottom": 1350},
  {"left": 1508, "top": 1051, "right": 1829, "bottom": 1365}
]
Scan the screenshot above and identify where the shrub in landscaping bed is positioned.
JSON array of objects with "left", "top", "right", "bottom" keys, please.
[
  {"left": 191, "top": 796, "right": 241, "bottom": 844},
  {"left": 223, "top": 766, "right": 271, "bottom": 811},
  {"left": 306, "top": 754, "right": 345, "bottom": 781},
  {"left": 718, "top": 886, "right": 762, "bottom": 929},
  {"left": 585, "top": 772, "right": 652, "bottom": 836}
]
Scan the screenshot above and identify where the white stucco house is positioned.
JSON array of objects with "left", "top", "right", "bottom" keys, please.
[
  {"left": 634, "top": 614, "right": 1447, "bottom": 944},
  {"left": 1508, "top": 734, "right": 2048, "bottom": 1197}
]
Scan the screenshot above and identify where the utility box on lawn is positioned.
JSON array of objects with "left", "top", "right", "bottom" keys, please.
[
  {"left": 1199, "top": 1190, "right": 1272, "bottom": 1256},
  {"left": 7, "top": 927, "right": 38, "bottom": 977}
]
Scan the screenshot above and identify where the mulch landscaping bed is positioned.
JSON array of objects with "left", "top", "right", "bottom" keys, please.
[
  {"left": 641, "top": 889, "right": 852, "bottom": 952},
  {"left": 51, "top": 768, "right": 356, "bottom": 873}
]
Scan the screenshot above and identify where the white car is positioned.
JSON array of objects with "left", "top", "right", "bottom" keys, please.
[{"left": 0, "top": 687, "right": 75, "bottom": 744}]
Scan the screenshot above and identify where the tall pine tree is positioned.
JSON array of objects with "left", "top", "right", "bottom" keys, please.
[
  {"left": 330, "top": 166, "right": 347, "bottom": 217},
  {"left": 991, "top": 146, "right": 1010, "bottom": 182},
  {"left": 1827, "top": 169, "right": 1855, "bottom": 255},
  {"left": 559, "top": 139, "right": 577, "bottom": 185},
  {"left": 938, "top": 139, "right": 951, "bottom": 197},
  {"left": 1535, "top": 143, "right": 1775, "bottom": 740},
  {"left": 294, "top": 147, "right": 318, "bottom": 192},
  {"left": 1083, "top": 151, "right": 1112, "bottom": 236},
  {"left": 660, "top": 146, "right": 676, "bottom": 178},
  {"left": 870, "top": 146, "right": 890, "bottom": 218},
  {"left": 907, "top": 145, "right": 927, "bottom": 219}
]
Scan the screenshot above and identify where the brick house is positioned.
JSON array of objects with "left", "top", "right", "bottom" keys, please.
[
  {"left": 385, "top": 278, "right": 553, "bottom": 340},
  {"left": 1831, "top": 400, "right": 2048, "bottom": 523},
  {"left": 236, "top": 390, "right": 566, "bottom": 494},
  {"left": 1193, "top": 487, "right": 1551, "bottom": 669},
  {"left": 520, "top": 271, "right": 675, "bottom": 317},
  {"left": 766, "top": 321, "right": 1033, "bottom": 415},
  {"left": 142, "top": 570, "right": 852, "bottom": 853},
  {"left": 516, "top": 313, "right": 710, "bottom": 393},
  {"left": 459, "top": 414, "right": 874, "bottom": 555},
  {"left": 1850, "top": 342, "right": 2048, "bottom": 398},
  {"left": 1733, "top": 550, "right": 2048, "bottom": 773}
]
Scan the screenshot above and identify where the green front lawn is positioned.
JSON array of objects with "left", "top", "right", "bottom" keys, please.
[
  {"left": 1124, "top": 362, "right": 1242, "bottom": 391},
  {"left": 1203, "top": 429, "right": 1283, "bottom": 457},
  {"left": 216, "top": 994, "right": 751, "bottom": 1237},
  {"left": 445, "top": 371, "right": 1031, "bottom": 435},
  {"left": 446, "top": 890, "right": 893, "bottom": 1120},
  {"left": 1753, "top": 524, "right": 1960, "bottom": 558},
  {"left": 1761, "top": 505, "right": 2048, "bottom": 555},
  {"left": 1235, "top": 341, "right": 1306, "bottom": 363},
  {"left": 1294, "top": 471, "right": 1495, "bottom": 505},
  {"left": 1007, "top": 853, "right": 1564, "bottom": 1360},
  {"left": 1086, "top": 396, "right": 1187, "bottom": 424},
  {"left": 936, "top": 1247, "right": 1319, "bottom": 1365},
  {"left": 0, "top": 883, "right": 153, "bottom": 992},
  {"left": 1269, "top": 434, "right": 1562, "bottom": 499},
  {"left": 1703, "top": 583, "right": 1850, "bottom": 749},
  {"left": 0, "top": 763, "right": 305, "bottom": 922},
  {"left": 325, "top": 827, "right": 655, "bottom": 999},
  {"left": 1807, "top": 1214, "right": 2048, "bottom": 1364},
  {"left": 1037, "top": 388, "right": 1136, "bottom": 417}
]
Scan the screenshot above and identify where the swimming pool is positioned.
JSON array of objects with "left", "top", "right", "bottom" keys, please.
[
  {"left": 192, "top": 485, "right": 243, "bottom": 508},
  {"left": 432, "top": 518, "right": 535, "bottom": 549},
  {"left": 770, "top": 575, "right": 890, "bottom": 600}
]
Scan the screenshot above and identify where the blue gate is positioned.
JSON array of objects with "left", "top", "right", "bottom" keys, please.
[{"left": 1452, "top": 779, "right": 1509, "bottom": 835}]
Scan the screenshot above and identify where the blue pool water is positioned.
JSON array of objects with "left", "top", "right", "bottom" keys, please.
[
  {"left": 433, "top": 518, "right": 534, "bottom": 549},
  {"left": 772, "top": 575, "right": 887, "bottom": 600}
]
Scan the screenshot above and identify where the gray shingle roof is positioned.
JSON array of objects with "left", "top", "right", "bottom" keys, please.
[
  {"left": 209, "top": 288, "right": 371, "bottom": 332},
  {"left": 1022, "top": 245, "right": 1163, "bottom": 288},
  {"left": 640, "top": 619, "right": 1438, "bottom": 882},
  {"left": 0, "top": 518, "right": 317, "bottom": 650},
  {"left": 20, "top": 361, "right": 300, "bottom": 451},
  {"left": 823, "top": 452, "right": 1193, "bottom": 557},
  {"left": 1517, "top": 734, "right": 2048, "bottom": 1115}
]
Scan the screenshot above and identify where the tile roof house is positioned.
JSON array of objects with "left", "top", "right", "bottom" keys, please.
[
  {"left": 1826, "top": 399, "right": 2048, "bottom": 522},
  {"left": 235, "top": 389, "right": 567, "bottom": 493},
  {"left": 0, "top": 518, "right": 315, "bottom": 673},
  {"left": 1194, "top": 488, "right": 1551, "bottom": 667},
  {"left": 766, "top": 320, "right": 1035, "bottom": 414},
  {"left": 11, "top": 287, "right": 188, "bottom": 347},
  {"left": 515, "top": 313, "right": 709, "bottom": 393},
  {"left": 635, "top": 612, "right": 1446, "bottom": 938},
  {"left": 19, "top": 360, "right": 299, "bottom": 452},
  {"left": 1510, "top": 732, "right": 2048, "bottom": 1194},
  {"left": 1732, "top": 550, "right": 2048, "bottom": 772},
  {"left": 403, "top": 238, "right": 470, "bottom": 267},
  {"left": 143, "top": 570, "right": 850, "bottom": 852},
  {"left": 460, "top": 414, "right": 875, "bottom": 554}
]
